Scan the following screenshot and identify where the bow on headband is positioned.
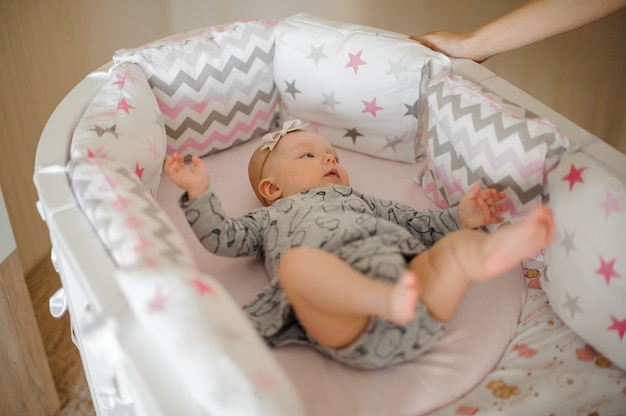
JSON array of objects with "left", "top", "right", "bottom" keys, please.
[{"left": 261, "top": 119, "right": 308, "bottom": 151}]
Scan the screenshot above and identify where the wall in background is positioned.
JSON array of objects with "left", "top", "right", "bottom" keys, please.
[{"left": 0, "top": 0, "right": 170, "bottom": 274}]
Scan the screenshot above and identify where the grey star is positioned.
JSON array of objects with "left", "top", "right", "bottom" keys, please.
[
  {"left": 385, "top": 58, "right": 406, "bottom": 81},
  {"left": 284, "top": 79, "right": 301, "bottom": 100},
  {"left": 403, "top": 100, "right": 420, "bottom": 119},
  {"left": 561, "top": 228, "right": 577, "bottom": 257},
  {"left": 306, "top": 44, "right": 328, "bottom": 66},
  {"left": 562, "top": 291, "right": 583, "bottom": 319},
  {"left": 383, "top": 135, "right": 402, "bottom": 151},
  {"left": 91, "top": 124, "right": 120, "bottom": 139},
  {"left": 321, "top": 91, "right": 341, "bottom": 110},
  {"left": 344, "top": 127, "right": 364, "bottom": 144}
]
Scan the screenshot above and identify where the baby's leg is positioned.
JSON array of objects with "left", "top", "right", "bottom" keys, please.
[
  {"left": 410, "top": 204, "right": 554, "bottom": 322},
  {"left": 279, "top": 246, "right": 418, "bottom": 348}
]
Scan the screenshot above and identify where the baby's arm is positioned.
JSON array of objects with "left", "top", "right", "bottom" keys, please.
[
  {"left": 457, "top": 184, "right": 507, "bottom": 229},
  {"left": 164, "top": 153, "right": 210, "bottom": 201}
]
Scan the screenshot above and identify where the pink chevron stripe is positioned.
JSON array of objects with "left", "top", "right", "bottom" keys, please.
[
  {"left": 455, "top": 134, "right": 547, "bottom": 180},
  {"left": 432, "top": 162, "right": 466, "bottom": 197},
  {"left": 166, "top": 105, "right": 276, "bottom": 155},
  {"left": 422, "top": 175, "right": 450, "bottom": 208},
  {"left": 158, "top": 96, "right": 211, "bottom": 119}
]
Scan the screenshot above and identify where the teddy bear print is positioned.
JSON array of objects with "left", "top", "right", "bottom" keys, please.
[
  {"left": 487, "top": 379, "right": 520, "bottom": 399},
  {"left": 524, "top": 267, "right": 542, "bottom": 289}
]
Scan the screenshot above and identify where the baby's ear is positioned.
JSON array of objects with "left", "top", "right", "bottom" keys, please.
[{"left": 258, "top": 178, "right": 282, "bottom": 205}]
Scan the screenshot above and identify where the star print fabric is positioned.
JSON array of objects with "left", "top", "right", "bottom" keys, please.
[
  {"left": 180, "top": 185, "right": 457, "bottom": 368},
  {"left": 71, "top": 62, "right": 166, "bottom": 196},
  {"left": 544, "top": 149, "right": 626, "bottom": 370},
  {"left": 273, "top": 14, "right": 449, "bottom": 163}
]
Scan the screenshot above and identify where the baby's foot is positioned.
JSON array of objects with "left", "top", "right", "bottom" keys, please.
[
  {"left": 384, "top": 271, "right": 419, "bottom": 325},
  {"left": 482, "top": 204, "right": 554, "bottom": 276}
]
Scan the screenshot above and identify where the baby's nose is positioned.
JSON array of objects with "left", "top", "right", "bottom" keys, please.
[{"left": 324, "top": 154, "right": 336, "bottom": 164}]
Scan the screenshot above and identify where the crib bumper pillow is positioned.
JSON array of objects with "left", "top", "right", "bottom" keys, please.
[
  {"left": 422, "top": 74, "right": 570, "bottom": 229},
  {"left": 543, "top": 150, "right": 626, "bottom": 370},
  {"left": 114, "top": 19, "right": 278, "bottom": 158},
  {"left": 274, "top": 14, "right": 450, "bottom": 163},
  {"left": 70, "top": 62, "right": 166, "bottom": 196},
  {"left": 68, "top": 157, "right": 303, "bottom": 415}
]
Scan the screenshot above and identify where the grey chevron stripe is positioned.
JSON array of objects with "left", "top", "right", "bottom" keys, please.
[
  {"left": 69, "top": 160, "right": 192, "bottom": 267},
  {"left": 428, "top": 125, "right": 546, "bottom": 203},
  {"left": 165, "top": 87, "right": 277, "bottom": 139},
  {"left": 426, "top": 79, "right": 558, "bottom": 153},
  {"left": 146, "top": 45, "right": 275, "bottom": 97},
  {"left": 138, "top": 23, "right": 273, "bottom": 72},
  {"left": 157, "top": 75, "right": 274, "bottom": 114},
  {"left": 114, "top": 166, "right": 191, "bottom": 266}
]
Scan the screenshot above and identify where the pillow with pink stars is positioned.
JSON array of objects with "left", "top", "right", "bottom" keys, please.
[
  {"left": 543, "top": 148, "right": 626, "bottom": 370},
  {"left": 115, "top": 266, "right": 304, "bottom": 415},
  {"left": 71, "top": 62, "right": 166, "bottom": 196},
  {"left": 273, "top": 13, "right": 450, "bottom": 163}
]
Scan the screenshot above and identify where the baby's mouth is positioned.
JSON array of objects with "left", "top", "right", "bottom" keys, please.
[{"left": 325, "top": 168, "right": 339, "bottom": 179}]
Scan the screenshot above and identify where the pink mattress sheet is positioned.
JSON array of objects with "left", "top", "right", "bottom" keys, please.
[{"left": 156, "top": 139, "right": 529, "bottom": 415}]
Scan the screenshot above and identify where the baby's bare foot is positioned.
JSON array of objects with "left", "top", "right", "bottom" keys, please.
[
  {"left": 482, "top": 204, "right": 554, "bottom": 276},
  {"left": 385, "top": 271, "right": 419, "bottom": 325}
]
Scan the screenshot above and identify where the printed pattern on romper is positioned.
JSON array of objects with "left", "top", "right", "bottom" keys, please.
[
  {"left": 422, "top": 74, "right": 570, "bottom": 228},
  {"left": 114, "top": 19, "right": 279, "bottom": 157},
  {"left": 69, "top": 157, "right": 196, "bottom": 269}
]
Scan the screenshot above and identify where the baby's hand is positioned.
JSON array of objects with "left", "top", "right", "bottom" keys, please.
[
  {"left": 457, "top": 183, "right": 507, "bottom": 229},
  {"left": 164, "top": 153, "right": 210, "bottom": 201}
]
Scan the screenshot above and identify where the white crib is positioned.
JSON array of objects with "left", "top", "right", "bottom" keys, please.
[{"left": 34, "top": 14, "right": 626, "bottom": 416}]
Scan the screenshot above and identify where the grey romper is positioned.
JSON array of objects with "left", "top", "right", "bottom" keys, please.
[{"left": 181, "top": 185, "right": 459, "bottom": 369}]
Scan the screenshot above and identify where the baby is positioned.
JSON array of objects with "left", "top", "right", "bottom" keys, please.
[{"left": 165, "top": 120, "right": 554, "bottom": 369}]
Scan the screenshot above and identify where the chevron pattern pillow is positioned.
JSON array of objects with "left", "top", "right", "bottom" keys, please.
[
  {"left": 114, "top": 19, "right": 279, "bottom": 157},
  {"left": 68, "top": 157, "right": 196, "bottom": 269},
  {"left": 421, "top": 74, "right": 570, "bottom": 228}
]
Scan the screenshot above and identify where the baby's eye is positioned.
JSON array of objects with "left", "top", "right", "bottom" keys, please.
[{"left": 302, "top": 153, "right": 315, "bottom": 158}]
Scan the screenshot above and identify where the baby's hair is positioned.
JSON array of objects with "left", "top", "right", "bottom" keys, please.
[{"left": 248, "top": 144, "right": 272, "bottom": 206}]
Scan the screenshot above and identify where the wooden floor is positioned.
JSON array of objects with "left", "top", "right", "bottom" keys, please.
[{"left": 26, "top": 257, "right": 94, "bottom": 415}]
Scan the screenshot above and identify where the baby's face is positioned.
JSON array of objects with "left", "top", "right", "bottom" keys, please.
[{"left": 265, "top": 131, "right": 350, "bottom": 200}]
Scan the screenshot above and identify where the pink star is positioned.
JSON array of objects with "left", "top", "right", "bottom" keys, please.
[
  {"left": 595, "top": 256, "right": 621, "bottom": 285},
  {"left": 87, "top": 146, "right": 107, "bottom": 158},
  {"left": 148, "top": 141, "right": 160, "bottom": 160},
  {"left": 345, "top": 50, "right": 367, "bottom": 75},
  {"left": 307, "top": 120, "right": 324, "bottom": 133},
  {"left": 117, "top": 98, "right": 135, "bottom": 114},
  {"left": 135, "top": 162, "right": 145, "bottom": 180},
  {"left": 599, "top": 190, "right": 623, "bottom": 220},
  {"left": 112, "top": 74, "right": 127, "bottom": 89},
  {"left": 361, "top": 97, "right": 383, "bottom": 117},
  {"left": 192, "top": 278, "right": 214, "bottom": 296},
  {"left": 149, "top": 290, "right": 169, "bottom": 312},
  {"left": 562, "top": 164, "right": 586, "bottom": 192},
  {"left": 607, "top": 315, "right": 626, "bottom": 341}
]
